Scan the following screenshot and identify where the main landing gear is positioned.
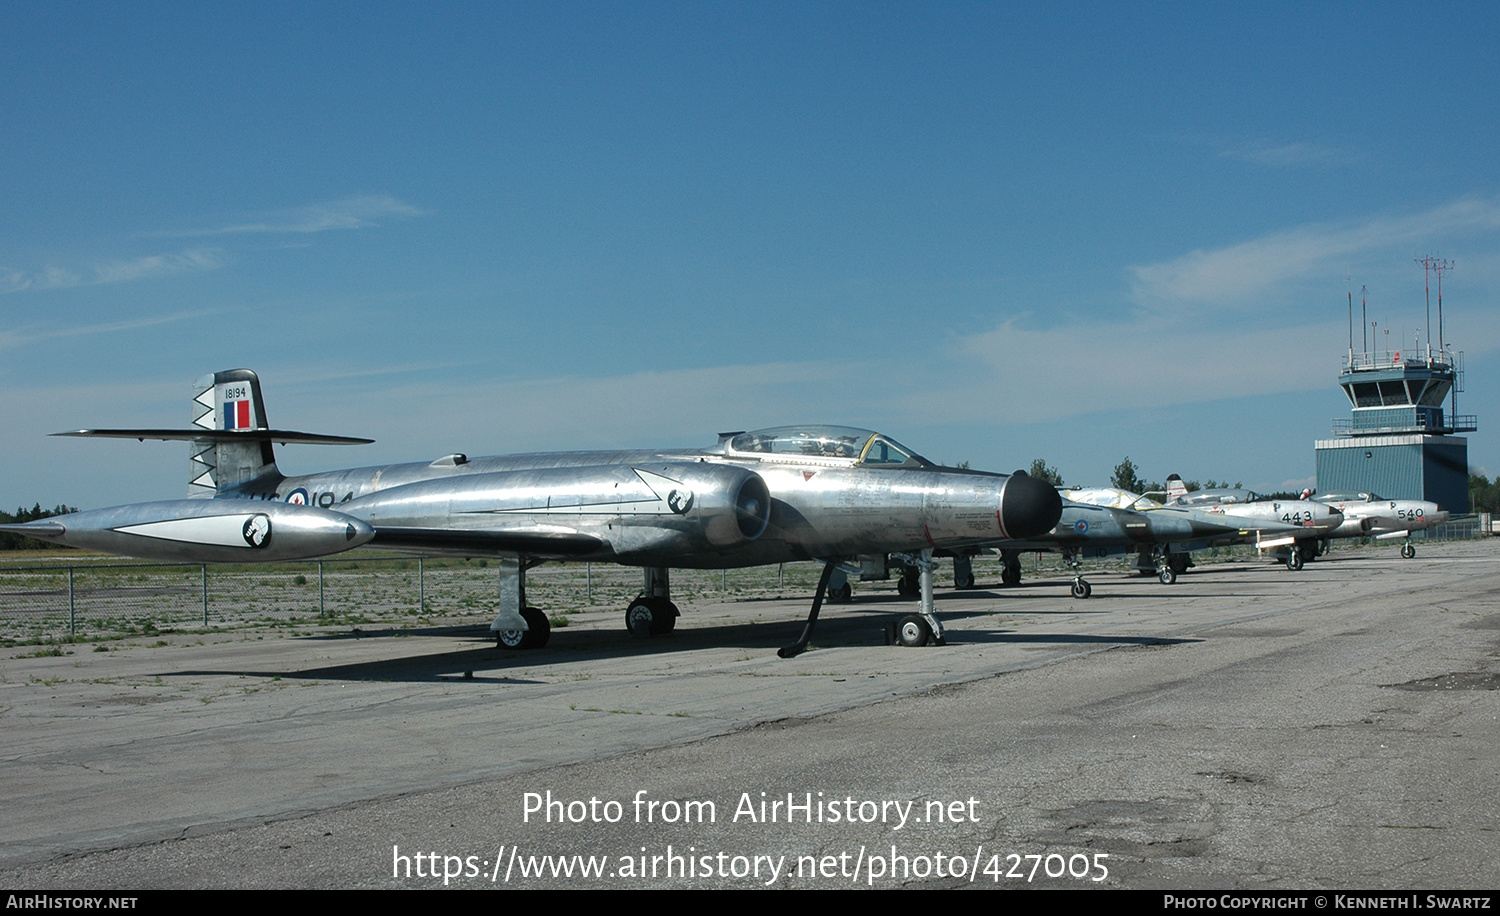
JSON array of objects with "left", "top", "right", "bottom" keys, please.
[
  {"left": 952, "top": 554, "right": 977, "bottom": 590},
  {"left": 490, "top": 560, "right": 684, "bottom": 649},
  {"left": 999, "top": 550, "right": 1023, "bottom": 587},
  {"left": 626, "top": 566, "right": 679, "bottom": 637},
  {"left": 496, "top": 607, "right": 551, "bottom": 649},
  {"left": 490, "top": 558, "right": 553, "bottom": 650},
  {"left": 1401, "top": 540, "right": 1416, "bottom": 559}
]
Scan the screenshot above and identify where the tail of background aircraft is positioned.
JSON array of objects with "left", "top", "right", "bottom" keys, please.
[{"left": 1164, "top": 474, "right": 1189, "bottom": 500}]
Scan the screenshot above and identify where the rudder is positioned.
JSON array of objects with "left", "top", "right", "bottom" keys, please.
[{"left": 189, "top": 369, "right": 280, "bottom": 497}]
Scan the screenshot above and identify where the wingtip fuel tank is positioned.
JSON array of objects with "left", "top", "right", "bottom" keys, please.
[{"left": 0, "top": 500, "right": 376, "bottom": 563}]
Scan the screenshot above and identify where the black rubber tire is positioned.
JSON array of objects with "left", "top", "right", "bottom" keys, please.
[{"left": 895, "top": 614, "right": 931, "bottom": 647}]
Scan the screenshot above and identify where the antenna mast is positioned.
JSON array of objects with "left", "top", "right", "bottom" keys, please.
[
  {"left": 1347, "top": 270, "right": 1354, "bottom": 361},
  {"left": 1415, "top": 256, "right": 1453, "bottom": 361}
]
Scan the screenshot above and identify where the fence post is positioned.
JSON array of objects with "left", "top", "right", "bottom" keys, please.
[
  {"left": 418, "top": 558, "right": 425, "bottom": 613},
  {"left": 587, "top": 562, "right": 592, "bottom": 602},
  {"left": 201, "top": 565, "right": 208, "bottom": 625},
  {"left": 319, "top": 561, "right": 325, "bottom": 616},
  {"left": 68, "top": 567, "right": 76, "bottom": 635}
]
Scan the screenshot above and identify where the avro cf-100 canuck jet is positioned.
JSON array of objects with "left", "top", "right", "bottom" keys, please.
[{"left": 1, "top": 370, "right": 1062, "bottom": 655}]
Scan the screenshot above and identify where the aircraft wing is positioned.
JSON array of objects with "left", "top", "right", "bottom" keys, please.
[
  {"left": 54, "top": 429, "right": 373, "bottom": 445},
  {"left": 369, "top": 526, "right": 604, "bottom": 556}
]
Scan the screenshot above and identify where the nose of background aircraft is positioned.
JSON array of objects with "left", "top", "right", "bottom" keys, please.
[{"left": 1000, "top": 472, "right": 1064, "bottom": 539}]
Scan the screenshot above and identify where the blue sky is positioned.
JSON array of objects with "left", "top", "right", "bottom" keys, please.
[{"left": 4, "top": 2, "right": 1499, "bottom": 509}]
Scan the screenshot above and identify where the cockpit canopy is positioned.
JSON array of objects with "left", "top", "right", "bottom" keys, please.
[
  {"left": 722, "top": 426, "right": 932, "bottom": 469},
  {"left": 1170, "top": 488, "right": 1262, "bottom": 506},
  {"left": 1315, "top": 490, "right": 1380, "bottom": 503}
]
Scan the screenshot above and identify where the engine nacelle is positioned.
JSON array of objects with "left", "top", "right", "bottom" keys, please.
[
  {"left": 341, "top": 461, "right": 771, "bottom": 556},
  {"left": 639, "top": 461, "right": 771, "bottom": 547}
]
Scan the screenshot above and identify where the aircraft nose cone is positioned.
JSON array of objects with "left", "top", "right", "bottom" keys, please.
[{"left": 1000, "top": 472, "right": 1063, "bottom": 539}]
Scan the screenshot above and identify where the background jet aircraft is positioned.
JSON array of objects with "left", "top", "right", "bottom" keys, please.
[
  {"left": 1067, "top": 482, "right": 1343, "bottom": 573},
  {"left": 979, "top": 494, "right": 1248, "bottom": 593},
  {"left": 856, "top": 494, "right": 1247, "bottom": 599},
  {"left": 1309, "top": 490, "right": 1448, "bottom": 558},
  {"left": 1, "top": 369, "right": 1062, "bottom": 654}
]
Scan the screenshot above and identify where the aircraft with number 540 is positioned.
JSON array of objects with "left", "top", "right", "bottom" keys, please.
[{"left": 0, "top": 369, "right": 1063, "bottom": 656}]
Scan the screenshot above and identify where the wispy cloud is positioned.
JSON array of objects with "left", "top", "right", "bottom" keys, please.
[
  {"left": 0, "top": 309, "right": 211, "bottom": 350},
  {"left": 158, "top": 195, "right": 428, "bottom": 237},
  {"left": 1128, "top": 197, "right": 1500, "bottom": 312},
  {"left": 0, "top": 249, "right": 224, "bottom": 294},
  {"left": 1219, "top": 139, "right": 1355, "bottom": 167}
]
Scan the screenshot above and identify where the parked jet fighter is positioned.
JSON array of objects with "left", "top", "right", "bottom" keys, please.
[
  {"left": 1066, "top": 482, "right": 1344, "bottom": 573},
  {"left": 927, "top": 496, "right": 1246, "bottom": 599},
  {"left": 1310, "top": 491, "right": 1448, "bottom": 558},
  {"left": 1, "top": 369, "right": 1063, "bottom": 655}
]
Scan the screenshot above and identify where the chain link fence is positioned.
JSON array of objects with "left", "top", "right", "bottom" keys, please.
[{"left": 0, "top": 554, "right": 831, "bottom": 645}]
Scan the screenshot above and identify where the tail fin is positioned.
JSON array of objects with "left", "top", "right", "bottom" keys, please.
[
  {"left": 189, "top": 370, "right": 278, "bottom": 497},
  {"left": 51, "top": 368, "right": 373, "bottom": 498},
  {"left": 1164, "top": 474, "right": 1188, "bottom": 500}
]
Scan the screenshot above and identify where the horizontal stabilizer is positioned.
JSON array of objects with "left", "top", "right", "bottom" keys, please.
[
  {"left": 371, "top": 527, "right": 603, "bottom": 557},
  {"left": 54, "top": 429, "right": 373, "bottom": 445}
]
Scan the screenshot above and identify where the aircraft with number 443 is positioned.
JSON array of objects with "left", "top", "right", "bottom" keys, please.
[{"left": 0, "top": 369, "right": 1063, "bottom": 656}]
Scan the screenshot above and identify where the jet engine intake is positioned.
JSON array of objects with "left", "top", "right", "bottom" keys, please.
[{"left": 649, "top": 463, "right": 771, "bottom": 547}]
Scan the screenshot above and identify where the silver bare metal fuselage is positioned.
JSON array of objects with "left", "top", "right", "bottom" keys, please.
[{"left": 254, "top": 448, "right": 1023, "bottom": 569}]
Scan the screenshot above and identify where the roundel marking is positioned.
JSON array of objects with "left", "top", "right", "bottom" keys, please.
[
  {"left": 242, "top": 513, "right": 273, "bottom": 548},
  {"left": 286, "top": 488, "right": 309, "bottom": 506},
  {"left": 1074, "top": 519, "right": 1089, "bottom": 534}
]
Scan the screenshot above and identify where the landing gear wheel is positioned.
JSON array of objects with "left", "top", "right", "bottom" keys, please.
[
  {"left": 1169, "top": 554, "right": 1190, "bottom": 574},
  {"left": 497, "top": 607, "right": 550, "bottom": 650},
  {"left": 1001, "top": 565, "right": 1021, "bottom": 587},
  {"left": 955, "top": 572, "right": 975, "bottom": 589},
  {"left": 1401, "top": 542, "right": 1416, "bottom": 559},
  {"left": 520, "top": 607, "right": 550, "bottom": 648},
  {"left": 895, "top": 614, "right": 931, "bottom": 647},
  {"left": 625, "top": 597, "right": 678, "bottom": 637},
  {"left": 1158, "top": 567, "right": 1177, "bottom": 585},
  {"left": 1071, "top": 578, "right": 1092, "bottom": 599},
  {"left": 829, "top": 582, "right": 853, "bottom": 602},
  {"left": 1299, "top": 541, "right": 1318, "bottom": 563},
  {"left": 1286, "top": 551, "right": 1304, "bottom": 571}
]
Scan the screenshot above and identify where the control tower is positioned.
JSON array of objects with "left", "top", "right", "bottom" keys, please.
[{"left": 1314, "top": 266, "right": 1474, "bottom": 513}]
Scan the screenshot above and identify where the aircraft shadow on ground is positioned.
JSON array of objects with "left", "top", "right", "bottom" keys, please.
[{"left": 167, "top": 604, "right": 1199, "bottom": 683}]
